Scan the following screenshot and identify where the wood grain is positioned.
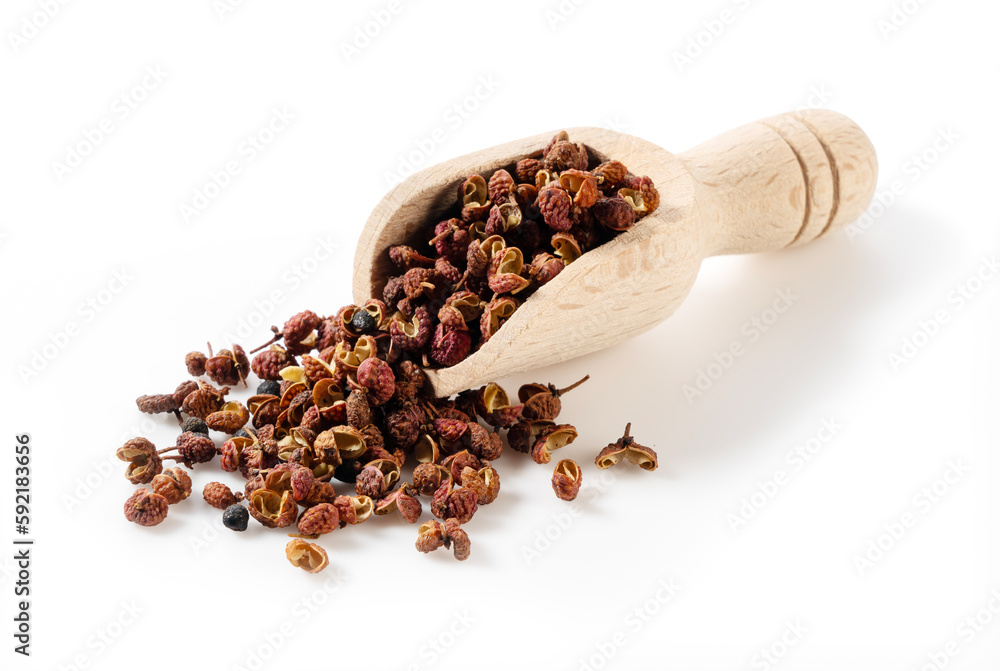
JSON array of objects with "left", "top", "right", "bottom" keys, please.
[{"left": 352, "top": 110, "right": 878, "bottom": 396}]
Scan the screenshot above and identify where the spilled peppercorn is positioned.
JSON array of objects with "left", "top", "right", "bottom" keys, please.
[{"left": 118, "top": 131, "right": 661, "bottom": 570}]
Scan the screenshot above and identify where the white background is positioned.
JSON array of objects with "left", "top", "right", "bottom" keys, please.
[{"left": 2, "top": 1, "right": 998, "bottom": 670}]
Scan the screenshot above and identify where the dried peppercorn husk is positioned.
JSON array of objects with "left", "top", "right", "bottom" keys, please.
[
  {"left": 467, "top": 235, "right": 503, "bottom": 277},
  {"left": 595, "top": 423, "right": 658, "bottom": 471},
  {"left": 514, "top": 157, "right": 542, "bottom": 184},
  {"left": 249, "top": 394, "right": 282, "bottom": 428},
  {"left": 301, "top": 354, "right": 335, "bottom": 383},
  {"left": 530, "top": 424, "right": 578, "bottom": 465},
  {"left": 442, "top": 291, "right": 482, "bottom": 326},
  {"left": 415, "top": 520, "right": 446, "bottom": 554},
  {"left": 429, "top": 325, "right": 472, "bottom": 367},
  {"left": 538, "top": 185, "right": 574, "bottom": 232},
  {"left": 559, "top": 169, "right": 600, "bottom": 208},
  {"left": 486, "top": 246, "right": 530, "bottom": 295},
  {"left": 442, "top": 450, "right": 481, "bottom": 484},
  {"left": 117, "top": 437, "right": 156, "bottom": 460},
  {"left": 248, "top": 488, "right": 297, "bottom": 528},
  {"left": 551, "top": 459, "right": 582, "bottom": 501},
  {"left": 182, "top": 381, "right": 229, "bottom": 419},
  {"left": 413, "top": 463, "right": 450, "bottom": 496},
  {"left": 487, "top": 168, "right": 516, "bottom": 204},
  {"left": 415, "top": 517, "right": 471, "bottom": 561},
  {"left": 278, "top": 310, "right": 321, "bottom": 356},
  {"left": 265, "top": 463, "right": 315, "bottom": 502},
  {"left": 527, "top": 252, "right": 564, "bottom": 286},
  {"left": 413, "top": 434, "right": 442, "bottom": 464},
  {"left": 300, "top": 481, "right": 338, "bottom": 507},
  {"left": 484, "top": 200, "right": 522, "bottom": 237},
  {"left": 171, "top": 432, "right": 217, "bottom": 467},
  {"left": 593, "top": 160, "right": 627, "bottom": 189},
  {"left": 123, "top": 488, "right": 168, "bottom": 527},
  {"left": 458, "top": 175, "right": 491, "bottom": 221},
  {"left": 623, "top": 174, "right": 660, "bottom": 213},
  {"left": 392, "top": 360, "right": 426, "bottom": 402},
  {"left": 299, "top": 405, "right": 323, "bottom": 433},
  {"left": 389, "top": 245, "right": 435, "bottom": 271},
  {"left": 593, "top": 196, "right": 636, "bottom": 231},
  {"left": 172, "top": 380, "right": 200, "bottom": 408},
  {"left": 430, "top": 479, "right": 453, "bottom": 520},
  {"left": 365, "top": 458, "right": 401, "bottom": 490},
  {"left": 551, "top": 232, "right": 582, "bottom": 264},
  {"left": 460, "top": 467, "right": 487, "bottom": 504},
  {"left": 206, "top": 401, "right": 250, "bottom": 434},
  {"left": 476, "top": 462, "right": 500, "bottom": 505},
  {"left": 435, "top": 487, "right": 477, "bottom": 524},
  {"left": 443, "top": 518, "right": 471, "bottom": 561},
  {"left": 507, "top": 419, "right": 553, "bottom": 454},
  {"left": 543, "top": 137, "right": 588, "bottom": 172},
  {"left": 375, "top": 484, "right": 422, "bottom": 523},
  {"left": 285, "top": 539, "right": 329, "bottom": 573},
  {"left": 203, "top": 482, "right": 240, "bottom": 510},
  {"left": 518, "top": 375, "right": 589, "bottom": 422},
  {"left": 297, "top": 503, "right": 341, "bottom": 536},
  {"left": 345, "top": 495, "right": 374, "bottom": 524},
  {"left": 205, "top": 346, "right": 239, "bottom": 387},
  {"left": 389, "top": 308, "right": 433, "bottom": 352},
  {"left": 474, "top": 383, "right": 522, "bottom": 428},
  {"left": 251, "top": 345, "right": 296, "bottom": 381},
  {"left": 311, "top": 379, "right": 346, "bottom": 421},
  {"left": 219, "top": 438, "right": 244, "bottom": 473},
  {"left": 345, "top": 390, "right": 372, "bottom": 429},
  {"left": 124, "top": 451, "right": 164, "bottom": 486},
  {"left": 457, "top": 423, "right": 502, "bottom": 461},
  {"left": 185, "top": 351, "right": 208, "bottom": 376},
  {"left": 480, "top": 296, "right": 518, "bottom": 343},
  {"left": 151, "top": 467, "right": 193, "bottom": 504},
  {"left": 135, "top": 393, "right": 179, "bottom": 415},
  {"left": 117, "top": 437, "right": 163, "bottom": 485},
  {"left": 430, "top": 219, "right": 471, "bottom": 264},
  {"left": 315, "top": 426, "right": 365, "bottom": 464},
  {"left": 355, "top": 464, "right": 386, "bottom": 499},
  {"left": 356, "top": 357, "right": 395, "bottom": 405},
  {"left": 433, "top": 418, "right": 467, "bottom": 444},
  {"left": 383, "top": 402, "right": 425, "bottom": 450}
]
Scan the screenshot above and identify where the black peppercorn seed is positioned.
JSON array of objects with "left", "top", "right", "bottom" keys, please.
[
  {"left": 256, "top": 380, "right": 281, "bottom": 396},
  {"left": 180, "top": 417, "right": 209, "bottom": 435},
  {"left": 351, "top": 309, "right": 377, "bottom": 334},
  {"left": 233, "top": 428, "right": 250, "bottom": 439},
  {"left": 222, "top": 504, "right": 249, "bottom": 531}
]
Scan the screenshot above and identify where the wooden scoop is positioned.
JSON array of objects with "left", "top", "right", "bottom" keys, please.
[{"left": 353, "top": 109, "right": 878, "bottom": 397}]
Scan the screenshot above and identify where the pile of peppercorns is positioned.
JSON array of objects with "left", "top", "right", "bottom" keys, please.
[{"left": 118, "top": 132, "right": 659, "bottom": 571}]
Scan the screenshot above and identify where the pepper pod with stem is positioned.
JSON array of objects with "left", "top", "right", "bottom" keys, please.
[{"left": 517, "top": 374, "right": 590, "bottom": 421}]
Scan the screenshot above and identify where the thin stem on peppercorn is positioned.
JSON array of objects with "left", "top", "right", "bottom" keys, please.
[
  {"left": 428, "top": 225, "right": 455, "bottom": 246},
  {"left": 554, "top": 374, "right": 590, "bottom": 396},
  {"left": 249, "top": 325, "right": 282, "bottom": 354}
]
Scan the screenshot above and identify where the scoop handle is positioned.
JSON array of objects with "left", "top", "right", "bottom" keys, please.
[{"left": 678, "top": 109, "right": 877, "bottom": 256}]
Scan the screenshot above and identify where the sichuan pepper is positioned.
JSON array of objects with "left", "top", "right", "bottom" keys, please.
[
  {"left": 285, "top": 539, "right": 329, "bottom": 573},
  {"left": 551, "top": 459, "right": 583, "bottom": 501},
  {"left": 151, "top": 467, "right": 193, "bottom": 504},
  {"left": 118, "top": 130, "right": 660, "bottom": 571},
  {"left": 123, "top": 488, "right": 169, "bottom": 527},
  {"left": 595, "top": 423, "right": 658, "bottom": 471}
]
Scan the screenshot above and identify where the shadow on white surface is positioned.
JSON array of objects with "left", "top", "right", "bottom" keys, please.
[{"left": 508, "top": 206, "right": 962, "bottom": 473}]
